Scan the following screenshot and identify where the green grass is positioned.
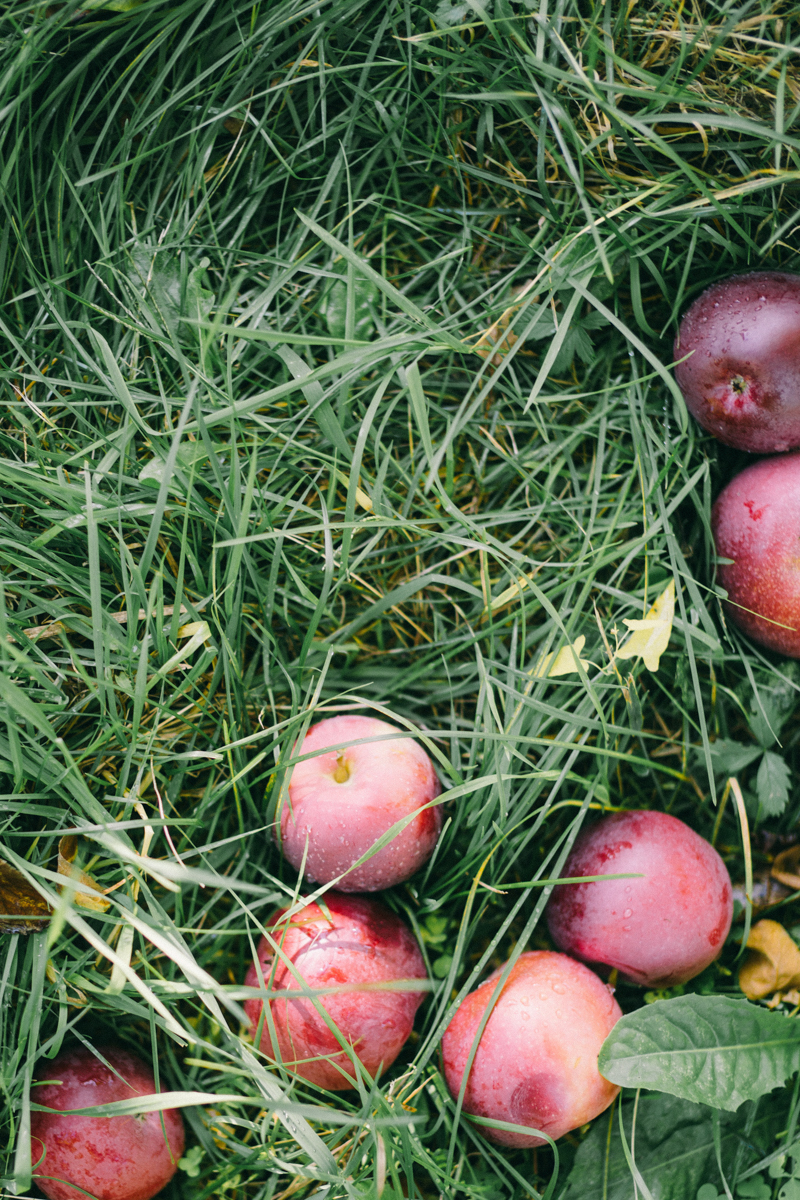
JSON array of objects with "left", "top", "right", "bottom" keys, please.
[{"left": 2, "top": 0, "right": 800, "bottom": 1196}]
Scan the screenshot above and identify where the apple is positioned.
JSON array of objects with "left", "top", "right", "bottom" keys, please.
[
  {"left": 674, "top": 270, "right": 800, "bottom": 452},
  {"left": 546, "top": 810, "right": 733, "bottom": 987},
  {"left": 441, "top": 951, "right": 621, "bottom": 1149},
  {"left": 30, "top": 1045, "right": 185, "bottom": 1200},
  {"left": 712, "top": 452, "right": 800, "bottom": 657},
  {"left": 278, "top": 714, "right": 442, "bottom": 891},
  {"left": 245, "top": 891, "right": 427, "bottom": 1090}
]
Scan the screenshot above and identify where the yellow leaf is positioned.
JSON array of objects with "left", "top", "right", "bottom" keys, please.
[
  {"left": 483, "top": 572, "right": 538, "bottom": 619},
  {"left": 615, "top": 580, "right": 675, "bottom": 672},
  {"left": 334, "top": 468, "right": 373, "bottom": 512},
  {"left": 533, "top": 635, "right": 591, "bottom": 678},
  {"left": 58, "top": 836, "right": 110, "bottom": 912},
  {"left": 739, "top": 919, "right": 800, "bottom": 1001},
  {"left": 771, "top": 844, "right": 800, "bottom": 890}
]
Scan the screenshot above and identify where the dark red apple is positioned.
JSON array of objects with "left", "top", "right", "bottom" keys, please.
[
  {"left": 546, "top": 810, "right": 732, "bottom": 988},
  {"left": 278, "top": 714, "right": 441, "bottom": 892},
  {"left": 441, "top": 951, "right": 621, "bottom": 1148},
  {"left": 245, "top": 892, "right": 427, "bottom": 1090},
  {"left": 713, "top": 452, "right": 800, "bottom": 656},
  {"left": 31, "top": 1045, "right": 185, "bottom": 1200},
  {"left": 675, "top": 270, "right": 800, "bottom": 452}
]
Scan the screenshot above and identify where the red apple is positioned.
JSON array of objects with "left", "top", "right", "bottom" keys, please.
[
  {"left": 278, "top": 714, "right": 442, "bottom": 891},
  {"left": 546, "top": 810, "right": 733, "bottom": 988},
  {"left": 712, "top": 452, "right": 800, "bottom": 656},
  {"left": 674, "top": 270, "right": 800, "bottom": 452},
  {"left": 441, "top": 951, "right": 621, "bottom": 1149},
  {"left": 245, "top": 891, "right": 427, "bottom": 1090},
  {"left": 31, "top": 1045, "right": 185, "bottom": 1200}
]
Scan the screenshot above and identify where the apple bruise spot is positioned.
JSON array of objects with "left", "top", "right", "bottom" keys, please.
[
  {"left": 744, "top": 499, "right": 765, "bottom": 521},
  {"left": 708, "top": 883, "right": 732, "bottom": 947},
  {"left": 595, "top": 839, "right": 633, "bottom": 865},
  {"left": 510, "top": 1074, "right": 565, "bottom": 1132},
  {"left": 415, "top": 803, "right": 439, "bottom": 838}
]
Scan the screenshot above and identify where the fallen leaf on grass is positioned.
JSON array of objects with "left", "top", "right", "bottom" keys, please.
[
  {"left": 772, "top": 845, "right": 800, "bottom": 891},
  {"left": 533, "top": 635, "right": 592, "bottom": 678},
  {"left": 739, "top": 919, "right": 800, "bottom": 1001},
  {"left": 58, "top": 836, "right": 110, "bottom": 912},
  {"left": 0, "top": 860, "right": 50, "bottom": 933},
  {"left": 616, "top": 580, "right": 675, "bottom": 672}
]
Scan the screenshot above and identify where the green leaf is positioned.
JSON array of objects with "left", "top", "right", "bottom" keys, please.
[
  {"left": 756, "top": 751, "right": 792, "bottom": 817},
  {"left": 706, "top": 739, "right": 763, "bottom": 776},
  {"left": 749, "top": 663, "right": 800, "bottom": 747},
  {"left": 523, "top": 309, "right": 608, "bottom": 375},
  {"left": 139, "top": 442, "right": 208, "bottom": 486},
  {"left": 560, "top": 1092, "right": 787, "bottom": 1200},
  {"left": 128, "top": 248, "right": 214, "bottom": 346},
  {"left": 737, "top": 1178, "right": 772, "bottom": 1199},
  {"left": 598, "top": 995, "right": 800, "bottom": 1111}
]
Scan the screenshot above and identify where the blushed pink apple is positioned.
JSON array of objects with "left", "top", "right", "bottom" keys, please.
[
  {"left": 245, "top": 891, "right": 427, "bottom": 1090},
  {"left": 30, "top": 1045, "right": 185, "bottom": 1200},
  {"left": 675, "top": 270, "right": 800, "bottom": 452},
  {"left": 547, "top": 810, "right": 733, "bottom": 988},
  {"left": 278, "top": 714, "right": 442, "bottom": 891},
  {"left": 713, "top": 452, "right": 800, "bottom": 657},
  {"left": 441, "top": 951, "right": 621, "bottom": 1148}
]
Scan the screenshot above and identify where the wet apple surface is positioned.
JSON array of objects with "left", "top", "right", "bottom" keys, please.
[
  {"left": 674, "top": 270, "right": 800, "bottom": 453},
  {"left": 441, "top": 951, "right": 621, "bottom": 1148},
  {"left": 245, "top": 892, "right": 427, "bottom": 1090},
  {"left": 712, "top": 452, "right": 800, "bottom": 657},
  {"left": 278, "top": 714, "right": 442, "bottom": 891},
  {"left": 30, "top": 1045, "right": 185, "bottom": 1200},
  {"left": 546, "top": 810, "right": 733, "bottom": 987}
]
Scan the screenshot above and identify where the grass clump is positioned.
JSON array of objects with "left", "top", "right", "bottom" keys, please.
[{"left": 2, "top": 0, "right": 800, "bottom": 1197}]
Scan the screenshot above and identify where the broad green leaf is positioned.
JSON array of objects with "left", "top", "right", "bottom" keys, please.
[
  {"left": 129, "top": 248, "right": 214, "bottom": 345},
  {"left": 748, "top": 663, "right": 800, "bottom": 747},
  {"left": 706, "top": 739, "right": 763, "bottom": 776},
  {"left": 616, "top": 580, "right": 675, "bottom": 672},
  {"left": 598, "top": 995, "right": 800, "bottom": 1111},
  {"left": 139, "top": 442, "right": 208, "bottom": 486},
  {"left": 736, "top": 1180, "right": 771, "bottom": 1200},
  {"left": 560, "top": 1092, "right": 787, "bottom": 1200},
  {"left": 756, "top": 751, "right": 791, "bottom": 817}
]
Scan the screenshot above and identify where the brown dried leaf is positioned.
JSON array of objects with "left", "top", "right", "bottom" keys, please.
[
  {"left": 771, "top": 844, "right": 800, "bottom": 890},
  {"left": 474, "top": 316, "right": 519, "bottom": 366},
  {"left": 739, "top": 919, "right": 800, "bottom": 1000},
  {"left": 0, "top": 860, "right": 51, "bottom": 934},
  {"left": 58, "top": 836, "right": 110, "bottom": 912}
]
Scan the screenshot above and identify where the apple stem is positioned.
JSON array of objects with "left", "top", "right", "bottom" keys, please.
[{"left": 333, "top": 754, "right": 350, "bottom": 784}]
